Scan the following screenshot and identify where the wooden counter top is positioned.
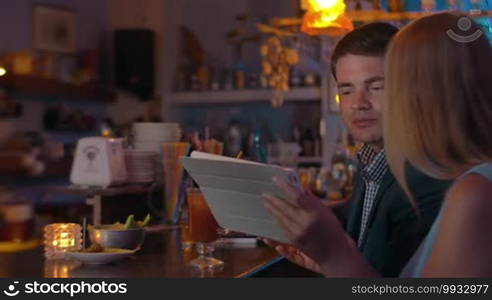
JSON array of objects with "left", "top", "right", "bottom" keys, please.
[{"left": 0, "top": 227, "right": 281, "bottom": 278}]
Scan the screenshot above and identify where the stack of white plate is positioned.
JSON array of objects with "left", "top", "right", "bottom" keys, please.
[
  {"left": 133, "top": 123, "right": 182, "bottom": 152},
  {"left": 124, "top": 150, "right": 157, "bottom": 184}
]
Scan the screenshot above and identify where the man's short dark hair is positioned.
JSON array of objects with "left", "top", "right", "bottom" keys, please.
[{"left": 331, "top": 22, "right": 398, "bottom": 79}]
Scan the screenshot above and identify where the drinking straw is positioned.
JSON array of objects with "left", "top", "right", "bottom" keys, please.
[
  {"left": 82, "top": 217, "right": 87, "bottom": 249},
  {"left": 163, "top": 142, "right": 190, "bottom": 223},
  {"left": 205, "top": 127, "right": 210, "bottom": 143},
  {"left": 192, "top": 132, "right": 203, "bottom": 151}
]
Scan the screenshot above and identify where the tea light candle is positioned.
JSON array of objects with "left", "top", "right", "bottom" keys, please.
[{"left": 43, "top": 223, "right": 82, "bottom": 260}]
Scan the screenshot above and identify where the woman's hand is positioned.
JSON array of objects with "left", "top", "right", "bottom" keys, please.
[
  {"left": 262, "top": 177, "right": 377, "bottom": 277},
  {"left": 262, "top": 177, "right": 346, "bottom": 264},
  {"left": 262, "top": 238, "right": 323, "bottom": 274}
]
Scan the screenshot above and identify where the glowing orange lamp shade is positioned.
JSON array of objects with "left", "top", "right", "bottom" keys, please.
[{"left": 301, "top": 0, "right": 354, "bottom": 36}]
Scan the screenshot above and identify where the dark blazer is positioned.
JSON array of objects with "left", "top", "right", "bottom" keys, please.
[{"left": 347, "top": 163, "right": 451, "bottom": 277}]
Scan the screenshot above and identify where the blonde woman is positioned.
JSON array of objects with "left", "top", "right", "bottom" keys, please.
[{"left": 263, "top": 12, "right": 492, "bottom": 277}]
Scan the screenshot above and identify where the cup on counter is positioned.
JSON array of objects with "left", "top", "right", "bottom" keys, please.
[
  {"left": 186, "top": 188, "right": 224, "bottom": 271},
  {"left": 0, "top": 190, "right": 35, "bottom": 243},
  {"left": 186, "top": 189, "right": 219, "bottom": 243},
  {"left": 180, "top": 223, "right": 194, "bottom": 250}
]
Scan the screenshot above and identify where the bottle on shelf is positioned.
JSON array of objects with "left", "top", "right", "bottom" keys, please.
[
  {"left": 421, "top": 0, "right": 436, "bottom": 12},
  {"left": 328, "top": 133, "right": 349, "bottom": 199},
  {"left": 469, "top": 0, "right": 485, "bottom": 15},
  {"left": 235, "top": 64, "right": 246, "bottom": 90},
  {"left": 197, "top": 66, "right": 209, "bottom": 90},
  {"left": 246, "top": 73, "right": 258, "bottom": 89},
  {"left": 446, "top": 0, "right": 459, "bottom": 11},
  {"left": 260, "top": 74, "right": 269, "bottom": 89},
  {"left": 190, "top": 74, "right": 200, "bottom": 91},
  {"left": 249, "top": 128, "right": 267, "bottom": 163},
  {"left": 387, "top": 0, "right": 405, "bottom": 12},
  {"left": 300, "top": 128, "right": 315, "bottom": 157},
  {"left": 224, "top": 120, "right": 243, "bottom": 157},
  {"left": 223, "top": 69, "right": 234, "bottom": 90},
  {"left": 303, "top": 73, "right": 317, "bottom": 87},
  {"left": 210, "top": 69, "right": 220, "bottom": 91},
  {"left": 290, "top": 69, "right": 303, "bottom": 87}
]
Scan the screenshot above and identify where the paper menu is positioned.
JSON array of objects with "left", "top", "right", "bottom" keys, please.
[{"left": 181, "top": 151, "right": 300, "bottom": 243}]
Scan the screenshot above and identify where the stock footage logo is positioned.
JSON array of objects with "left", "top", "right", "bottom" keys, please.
[
  {"left": 447, "top": 16, "right": 483, "bottom": 43},
  {"left": 0, "top": 280, "right": 128, "bottom": 297},
  {"left": 3, "top": 281, "right": 20, "bottom": 297}
]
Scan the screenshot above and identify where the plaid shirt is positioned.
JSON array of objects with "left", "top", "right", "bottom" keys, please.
[{"left": 356, "top": 144, "right": 388, "bottom": 247}]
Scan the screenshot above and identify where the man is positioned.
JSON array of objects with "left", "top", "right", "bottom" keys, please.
[
  {"left": 264, "top": 23, "right": 450, "bottom": 277},
  {"left": 331, "top": 22, "right": 450, "bottom": 276}
]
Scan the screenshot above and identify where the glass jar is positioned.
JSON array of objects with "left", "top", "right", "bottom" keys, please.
[
  {"left": 0, "top": 189, "right": 35, "bottom": 242},
  {"left": 43, "top": 223, "right": 82, "bottom": 260}
]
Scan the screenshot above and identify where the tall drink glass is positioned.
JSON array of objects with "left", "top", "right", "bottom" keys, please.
[{"left": 186, "top": 188, "right": 224, "bottom": 271}]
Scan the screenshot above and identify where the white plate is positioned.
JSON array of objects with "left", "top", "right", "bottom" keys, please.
[
  {"left": 134, "top": 138, "right": 181, "bottom": 144},
  {"left": 126, "top": 162, "right": 156, "bottom": 166},
  {"left": 134, "top": 142, "right": 180, "bottom": 151},
  {"left": 127, "top": 175, "right": 155, "bottom": 179},
  {"left": 127, "top": 178, "right": 155, "bottom": 183},
  {"left": 135, "top": 134, "right": 181, "bottom": 138},
  {"left": 128, "top": 173, "right": 154, "bottom": 176},
  {"left": 133, "top": 146, "right": 161, "bottom": 152},
  {"left": 127, "top": 170, "right": 155, "bottom": 174},
  {"left": 133, "top": 122, "right": 180, "bottom": 129},
  {"left": 65, "top": 248, "right": 136, "bottom": 265},
  {"left": 127, "top": 169, "right": 155, "bottom": 174},
  {"left": 133, "top": 130, "right": 181, "bottom": 136},
  {"left": 126, "top": 161, "right": 157, "bottom": 164},
  {"left": 127, "top": 158, "right": 155, "bottom": 162},
  {"left": 125, "top": 157, "right": 156, "bottom": 161},
  {"left": 128, "top": 173, "right": 155, "bottom": 177},
  {"left": 126, "top": 164, "right": 155, "bottom": 168},
  {"left": 125, "top": 160, "right": 156, "bottom": 164},
  {"left": 128, "top": 174, "right": 155, "bottom": 178},
  {"left": 134, "top": 130, "right": 181, "bottom": 137},
  {"left": 126, "top": 163, "right": 155, "bottom": 168},
  {"left": 127, "top": 162, "right": 155, "bottom": 166},
  {"left": 134, "top": 136, "right": 182, "bottom": 143},
  {"left": 124, "top": 151, "right": 158, "bottom": 157},
  {"left": 127, "top": 172, "right": 155, "bottom": 176},
  {"left": 126, "top": 156, "right": 157, "bottom": 160},
  {"left": 134, "top": 131, "right": 181, "bottom": 136},
  {"left": 128, "top": 168, "right": 155, "bottom": 172}
]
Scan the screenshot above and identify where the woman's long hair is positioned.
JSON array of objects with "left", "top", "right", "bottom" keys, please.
[{"left": 384, "top": 13, "right": 492, "bottom": 197}]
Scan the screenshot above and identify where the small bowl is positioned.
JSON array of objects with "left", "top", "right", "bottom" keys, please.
[{"left": 89, "top": 225, "right": 145, "bottom": 250}]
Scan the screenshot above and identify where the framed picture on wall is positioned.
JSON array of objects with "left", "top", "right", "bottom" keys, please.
[{"left": 32, "top": 5, "right": 76, "bottom": 53}]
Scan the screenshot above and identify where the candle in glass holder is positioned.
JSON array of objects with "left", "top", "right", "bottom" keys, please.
[{"left": 43, "top": 223, "right": 82, "bottom": 259}]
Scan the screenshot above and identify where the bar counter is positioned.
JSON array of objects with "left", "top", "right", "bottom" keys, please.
[{"left": 0, "top": 227, "right": 281, "bottom": 278}]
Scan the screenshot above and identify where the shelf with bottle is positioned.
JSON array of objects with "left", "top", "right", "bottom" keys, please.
[
  {"left": 273, "top": 6, "right": 492, "bottom": 26},
  {"left": 170, "top": 86, "right": 322, "bottom": 105},
  {"left": 0, "top": 74, "right": 114, "bottom": 103},
  {"left": 345, "top": 9, "right": 492, "bottom": 22}
]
